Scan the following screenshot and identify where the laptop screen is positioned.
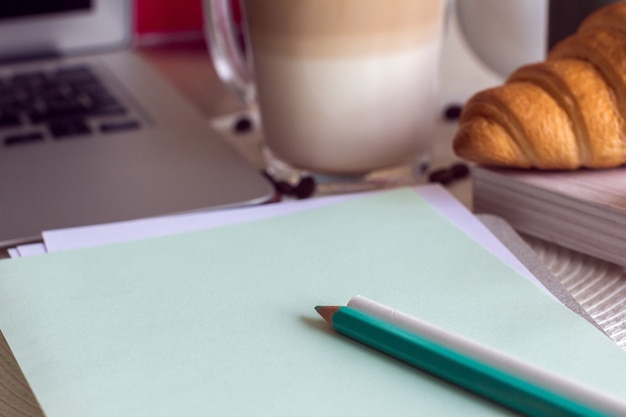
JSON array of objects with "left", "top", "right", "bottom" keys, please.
[
  {"left": 0, "top": 1, "right": 92, "bottom": 21},
  {"left": 0, "top": 1, "right": 129, "bottom": 60}
]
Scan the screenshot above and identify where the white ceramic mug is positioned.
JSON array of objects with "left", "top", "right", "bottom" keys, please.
[
  {"left": 455, "top": 0, "right": 548, "bottom": 78},
  {"left": 204, "top": 0, "right": 446, "bottom": 177}
]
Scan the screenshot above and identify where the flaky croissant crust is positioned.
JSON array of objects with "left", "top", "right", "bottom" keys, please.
[{"left": 453, "top": 2, "right": 626, "bottom": 170}]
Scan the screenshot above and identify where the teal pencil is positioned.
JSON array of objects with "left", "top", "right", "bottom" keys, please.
[{"left": 315, "top": 304, "right": 621, "bottom": 417}]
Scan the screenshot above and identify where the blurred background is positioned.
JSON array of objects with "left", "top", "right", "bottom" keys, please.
[
  {"left": 134, "top": 0, "right": 204, "bottom": 43},
  {"left": 133, "top": 0, "right": 616, "bottom": 77}
]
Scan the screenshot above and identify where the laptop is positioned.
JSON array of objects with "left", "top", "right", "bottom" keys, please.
[{"left": 0, "top": 0, "right": 274, "bottom": 247}]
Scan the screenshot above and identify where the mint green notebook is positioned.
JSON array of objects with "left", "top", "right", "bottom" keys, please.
[{"left": 0, "top": 188, "right": 624, "bottom": 417}]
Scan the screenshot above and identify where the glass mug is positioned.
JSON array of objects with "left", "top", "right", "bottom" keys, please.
[{"left": 204, "top": 0, "right": 446, "bottom": 192}]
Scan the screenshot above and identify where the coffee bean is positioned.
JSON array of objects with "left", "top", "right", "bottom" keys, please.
[
  {"left": 428, "top": 162, "right": 470, "bottom": 185},
  {"left": 263, "top": 171, "right": 289, "bottom": 193},
  {"left": 443, "top": 104, "right": 463, "bottom": 121},
  {"left": 428, "top": 168, "right": 456, "bottom": 185},
  {"left": 451, "top": 163, "right": 470, "bottom": 179},
  {"left": 275, "top": 181, "right": 296, "bottom": 195},
  {"left": 262, "top": 170, "right": 316, "bottom": 199},
  {"left": 294, "top": 176, "right": 316, "bottom": 199},
  {"left": 233, "top": 116, "right": 253, "bottom": 133}
]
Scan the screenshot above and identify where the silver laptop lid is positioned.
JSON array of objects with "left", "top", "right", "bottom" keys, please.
[
  {"left": 0, "top": 0, "right": 274, "bottom": 247},
  {"left": 0, "top": 0, "right": 131, "bottom": 61}
]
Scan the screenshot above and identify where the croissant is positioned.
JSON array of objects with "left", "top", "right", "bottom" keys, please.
[{"left": 453, "top": 2, "right": 626, "bottom": 170}]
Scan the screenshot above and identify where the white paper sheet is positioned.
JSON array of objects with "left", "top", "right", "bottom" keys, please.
[
  {"left": 20, "top": 186, "right": 541, "bottom": 291},
  {"left": 2, "top": 188, "right": 624, "bottom": 417}
]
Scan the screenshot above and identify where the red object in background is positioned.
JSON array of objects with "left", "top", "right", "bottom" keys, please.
[
  {"left": 134, "top": 0, "right": 242, "bottom": 35},
  {"left": 134, "top": 0, "right": 204, "bottom": 35},
  {"left": 231, "top": 0, "right": 242, "bottom": 23}
]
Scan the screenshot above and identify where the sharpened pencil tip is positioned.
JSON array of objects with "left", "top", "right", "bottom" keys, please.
[{"left": 315, "top": 305, "right": 339, "bottom": 325}]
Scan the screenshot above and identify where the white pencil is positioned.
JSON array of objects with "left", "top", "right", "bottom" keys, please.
[{"left": 347, "top": 295, "right": 626, "bottom": 417}]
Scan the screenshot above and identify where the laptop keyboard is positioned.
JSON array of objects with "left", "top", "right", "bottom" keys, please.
[{"left": 0, "top": 64, "right": 141, "bottom": 147}]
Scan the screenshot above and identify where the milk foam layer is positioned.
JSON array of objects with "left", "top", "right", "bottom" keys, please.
[{"left": 255, "top": 44, "right": 441, "bottom": 174}]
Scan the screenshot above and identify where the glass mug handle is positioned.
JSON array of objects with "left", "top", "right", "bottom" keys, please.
[{"left": 203, "top": 0, "right": 256, "bottom": 106}]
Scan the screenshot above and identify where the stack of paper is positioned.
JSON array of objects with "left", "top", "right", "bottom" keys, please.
[
  {"left": 1, "top": 186, "right": 625, "bottom": 417},
  {"left": 474, "top": 166, "right": 626, "bottom": 267}
]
